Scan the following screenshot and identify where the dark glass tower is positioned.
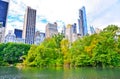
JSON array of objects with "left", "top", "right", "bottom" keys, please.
[
  {"left": 14, "top": 29, "right": 23, "bottom": 38},
  {"left": 78, "top": 6, "right": 88, "bottom": 36},
  {"left": 0, "top": 0, "right": 9, "bottom": 27},
  {"left": 72, "top": 23, "right": 77, "bottom": 33},
  {"left": 0, "top": 0, "right": 9, "bottom": 43}
]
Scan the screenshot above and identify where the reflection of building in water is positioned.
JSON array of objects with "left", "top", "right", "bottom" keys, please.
[{"left": 45, "top": 22, "right": 58, "bottom": 38}]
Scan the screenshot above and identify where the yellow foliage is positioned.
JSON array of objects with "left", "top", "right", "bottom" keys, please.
[
  {"left": 60, "top": 39, "right": 70, "bottom": 55},
  {"left": 84, "top": 39, "right": 98, "bottom": 56}
]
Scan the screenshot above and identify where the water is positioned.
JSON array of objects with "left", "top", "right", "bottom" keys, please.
[{"left": 0, "top": 67, "right": 120, "bottom": 79}]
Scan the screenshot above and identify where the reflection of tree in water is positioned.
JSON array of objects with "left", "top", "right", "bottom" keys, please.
[{"left": 0, "top": 67, "right": 21, "bottom": 79}]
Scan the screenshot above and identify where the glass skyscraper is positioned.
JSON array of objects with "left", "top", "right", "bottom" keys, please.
[
  {"left": 0, "top": 0, "right": 9, "bottom": 43},
  {"left": 0, "top": 0, "right": 9, "bottom": 27},
  {"left": 78, "top": 6, "right": 88, "bottom": 36},
  {"left": 72, "top": 23, "right": 77, "bottom": 33}
]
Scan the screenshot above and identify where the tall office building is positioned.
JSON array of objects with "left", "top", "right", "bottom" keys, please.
[
  {"left": 0, "top": 0, "right": 9, "bottom": 27},
  {"left": 0, "top": 0, "right": 9, "bottom": 42},
  {"left": 72, "top": 23, "right": 77, "bottom": 33},
  {"left": 78, "top": 6, "right": 88, "bottom": 36},
  {"left": 45, "top": 22, "right": 58, "bottom": 38},
  {"left": 65, "top": 24, "right": 77, "bottom": 42},
  {"left": 65, "top": 24, "right": 72, "bottom": 42},
  {"left": 22, "top": 7, "right": 36, "bottom": 44}
]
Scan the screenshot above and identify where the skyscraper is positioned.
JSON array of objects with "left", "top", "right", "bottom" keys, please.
[
  {"left": 45, "top": 22, "right": 58, "bottom": 38},
  {"left": 0, "top": 0, "right": 9, "bottom": 27},
  {"left": 78, "top": 6, "right": 88, "bottom": 36},
  {"left": 22, "top": 7, "right": 36, "bottom": 44},
  {"left": 72, "top": 23, "right": 77, "bottom": 33},
  {"left": 65, "top": 24, "right": 72, "bottom": 42},
  {"left": 0, "top": 0, "right": 9, "bottom": 42},
  {"left": 65, "top": 24, "right": 77, "bottom": 42}
]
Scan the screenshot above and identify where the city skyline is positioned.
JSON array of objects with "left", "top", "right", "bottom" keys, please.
[{"left": 6, "top": 0, "right": 120, "bottom": 34}]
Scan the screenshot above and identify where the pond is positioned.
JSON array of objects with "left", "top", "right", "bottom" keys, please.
[{"left": 0, "top": 67, "right": 120, "bottom": 79}]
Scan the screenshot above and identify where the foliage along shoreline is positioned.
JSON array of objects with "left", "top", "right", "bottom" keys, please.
[{"left": 1, "top": 25, "right": 120, "bottom": 68}]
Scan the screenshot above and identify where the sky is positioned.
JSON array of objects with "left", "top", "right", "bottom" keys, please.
[{"left": 6, "top": 0, "right": 120, "bottom": 34}]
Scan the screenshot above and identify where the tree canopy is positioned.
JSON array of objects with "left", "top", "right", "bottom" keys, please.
[{"left": 1, "top": 25, "right": 120, "bottom": 68}]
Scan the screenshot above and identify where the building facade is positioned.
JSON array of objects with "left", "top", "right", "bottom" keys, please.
[
  {"left": 78, "top": 6, "right": 88, "bottom": 36},
  {"left": 4, "top": 30, "right": 25, "bottom": 43},
  {"left": 40, "top": 32, "right": 45, "bottom": 42},
  {"left": 61, "top": 25, "right": 66, "bottom": 35},
  {"left": 22, "top": 7, "right": 36, "bottom": 44},
  {"left": 0, "top": 24, "right": 5, "bottom": 42},
  {"left": 0, "top": 0, "right": 9, "bottom": 42},
  {"left": 72, "top": 23, "right": 77, "bottom": 33},
  {"left": 14, "top": 29, "right": 22, "bottom": 38},
  {"left": 34, "top": 31, "right": 45, "bottom": 45},
  {"left": 65, "top": 24, "right": 77, "bottom": 42},
  {"left": 4, "top": 30, "right": 16, "bottom": 43},
  {"left": 45, "top": 22, "right": 58, "bottom": 38},
  {"left": 0, "top": 0, "right": 9, "bottom": 27},
  {"left": 65, "top": 24, "right": 72, "bottom": 42}
]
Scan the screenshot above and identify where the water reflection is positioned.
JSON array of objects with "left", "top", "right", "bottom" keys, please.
[{"left": 0, "top": 67, "right": 120, "bottom": 79}]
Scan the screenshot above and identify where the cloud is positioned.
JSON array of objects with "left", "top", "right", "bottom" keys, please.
[
  {"left": 36, "top": 23, "right": 46, "bottom": 32},
  {"left": 6, "top": 0, "right": 25, "bottom": 32},
  {"left": 85, "top": 0, "right": 120, "bottom": 28},
  {"left": 36, "top": 15, "right": 48, "bottom": 23},
  {"left": 5, "top": 21, "right": 23, "bottom": 35},
  {"left": 6, "top": 0, "right": 120, "bottom": 34},
  {"left": 7, "top": 15, "right": 23, "bottom": 22}
]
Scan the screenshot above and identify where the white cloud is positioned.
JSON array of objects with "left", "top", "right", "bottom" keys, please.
[
  {"left": 85, "top": 0, "right": 120, "bottom": 28},
  {"left": 5, "top": 21, "right": 23, "bottom": 35},
  {"left": 36, "top": 23, "right": 46, "bottom": 32},
  {"left": 6, "top": 0, "right": 120, "bottom": 34}
]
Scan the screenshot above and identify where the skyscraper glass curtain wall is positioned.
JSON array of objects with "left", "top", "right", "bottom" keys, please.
[{"left": 0, "top": 0, "right": 9, "bottom": 27}]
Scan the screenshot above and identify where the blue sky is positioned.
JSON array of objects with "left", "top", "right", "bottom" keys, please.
[{"left": 6, "top": 0, "right": 120, "bottom": 33}]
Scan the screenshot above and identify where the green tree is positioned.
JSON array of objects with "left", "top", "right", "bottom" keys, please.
[
  {"left": 52, "top": 33, "right": 64, "bottom": 48},
  {"left": 0, "top": 43, "right": 30, "bottom": 65}
]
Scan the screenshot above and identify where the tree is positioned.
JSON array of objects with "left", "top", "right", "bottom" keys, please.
[
  {"left": 0, "top": 43, "right": 30, "bottom": 65},
  {"left": 52, "top": 33, "right": 64, "bottom": 48}
]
